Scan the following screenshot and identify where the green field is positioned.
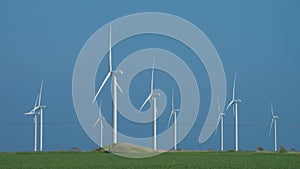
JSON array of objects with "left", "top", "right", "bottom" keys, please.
[{"left": 0, "top": 151, "right": 299, "bottom": 169}]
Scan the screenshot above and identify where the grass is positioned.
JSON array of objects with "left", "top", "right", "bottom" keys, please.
[{"left": 0, "top": 151, "right": 299, "bottom": 169}]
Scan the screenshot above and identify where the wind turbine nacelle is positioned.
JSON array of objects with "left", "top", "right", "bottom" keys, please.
[
  {"left": 234, "top": 99, "right": 241, "bottom": 103},
  {"left": 112, "top": 69, "right": 123, "bottom": 75},
  {"left": 40, "top": 105, "right": 46, "bottom": 108},
  {"left": 152, "top": 92, "right": 160, "bottom": 97}
]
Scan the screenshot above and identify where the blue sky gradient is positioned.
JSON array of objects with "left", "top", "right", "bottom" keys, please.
[{"left": 0, "top": 0, "right": 300, "bottom": 152}]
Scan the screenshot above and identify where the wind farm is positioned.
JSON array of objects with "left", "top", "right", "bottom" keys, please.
[
  {"left": 20, "top": 23, "right": 293, "bottom": 156},
  {"left": 1, "top": 1, "right": 300, "bottom": 168}
]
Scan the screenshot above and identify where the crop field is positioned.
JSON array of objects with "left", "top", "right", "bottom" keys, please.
[{"left": 0, "top": 151, "right": 299, "bottom": 169}]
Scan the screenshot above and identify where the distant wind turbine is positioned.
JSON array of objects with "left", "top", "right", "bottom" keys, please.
[
  {"left": 269, "top": 102, "right": 279, "bottom": 152},
  {"left": 139, "top": 62, "right": 160, "bottom": 151},
  {"left": 216, "top": 99, "right": 225, "bottom": 151},
  {"left": 93, "top": 101, "right": 104, "bottom": 148},
  {"left": 25, "top": 81, "right": 46, "bottom": 152},
  {"left": 92, "top": 23, "right": 123, "bottom": 144},
  {"left": 226, "top": 72, "right": 241, "bottom": 151},
  {"left": 167, "top": 88, "right": 179, "bottom": 150},
  {"left": 37, "top": 81, "right": 46, "bottom": 151}
]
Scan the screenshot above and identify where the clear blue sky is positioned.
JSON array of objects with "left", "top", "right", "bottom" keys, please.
[{"left": 0, "top": 0, "right": 299, "bottom": 152}]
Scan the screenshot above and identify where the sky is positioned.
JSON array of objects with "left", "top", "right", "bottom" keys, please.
[{"left": 0, "top": 0, "right": 300, "bottom": 152}]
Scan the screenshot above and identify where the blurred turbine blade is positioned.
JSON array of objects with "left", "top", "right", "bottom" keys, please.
[
  {"left": 269, "top": 119, "right": 274, "bottom": 136},
  {"left": 93, "top": 118, "right": 100, "bottom": 127},
  {"left": 38, "top": 80, "right": 43, "bottom": 107},
  {"left": 233, "top": 71, "right": 237, "bottom": 100},
  {"left": 172, "top": 88, "right": 174, "bottom": 110},
  {"left": 167, "top": 111, "right": 173, "bottom": 128},
  {"left": 99, "top": 101, "right": 102, "bottom": 117},
  {"left": 116, "top": 80, "right": 123, "bottom": 93},
  {"left": 139, "top": 94, "right": 152, "bottom": 111},
  {"left": 271, "top": 102, "right": 274, "bottom": 116},
  {"left": 93, "top": 72, "right": 111, "bottom": 103},
  {"left": 151, "top": 61, "right": 155, "bottom": 93},
  {"left": 34, "top": 95, "right": 39, "bottom": 109},
  {"left": 226, "top": 100, "right": 234, "bottom": 110},
  {"left": 109, "top": 23, "right": 112, "bottom": 72},
  {"left": 217, "top": 98, "right": 221, "bottom": 114}
]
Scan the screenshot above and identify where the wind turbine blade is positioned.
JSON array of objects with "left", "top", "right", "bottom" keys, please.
[
  {"left": 214, "top": 123, "right": 218, "bottom": 135},
  {"left": 233, "top": 71, "right": 236, "bottom": 100},
  {"left": 25, "top": 112, "right": 33, "bottom": 115},
  {"left": 93, "top": 118, "right": 100, "bottom": 127},
  {"left": 109, "top": 23, "right": 112, "bottom": 72},
  {"left": 216, "top": 115, "right": 221, "bottom": 133},
  {"left": 167, "top": 111, "right": 173, "bottom": 128},
  {"left": 38, "top": 80, "right": 43, "bottom": 107},
  {"left": 116, "top": 80, "right": 123, "bottom": 93},
  {"left": 214, "top": 114, "right": 221, "bottom": 136},
  {"left": 226, "top": 100, "right": 234, "bottom": 110},
  {"left": 151, "top": 61, "right": 155, "bottom": 93},
  {"left": 172, "top": 88, "right": 174, "bottom": 110},
  {"left": 269, "top": 119, "right": 274, "bottom": 136},
  {"left": 99, "top": 101, "right": 102, "bottom": 117},
  {"left": 34, "top": 95, "right": 39, "bottom": 109},
  {"left": 271, "top": 102, "right": 274, "bottom": 116},
  {"left": 139, "top": 94, "right": 152, "bottom": 111},
  {"left": 93, "top": 72, "right": 111, "bottom": 103},
  {"left": 217, "top": 98, "right": 221, "bottom": 114}
]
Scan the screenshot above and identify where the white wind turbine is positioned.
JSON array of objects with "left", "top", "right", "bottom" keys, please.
[
  {"left": 25, "top": 95, "right": 39, "bottom": 152},
  {"left": 216, "top": 99, "right": 225, "bottom": 151},
  {"left": 92, "top": 23, "right": 123, "bottom": 144},
  {"left": 37, "top": 81, "right": 46, "bottom": 151},
  {"left": 93, "top": 101, "right": 104, "bottom": 148},
  {"left": 167, "top": 89, "right": 179, "bottom": 150},
  {"left": 269, "top": 102, "right": 279, "bottom": 152},
  {"left": 226, "top": 72, "right": 241, "bottom": 151},
  {"left": 25, "top": 81, "right": 46, "bottom": 152},
  {"left": 139, "top": 62, "right": 160, "bottom": 151}
]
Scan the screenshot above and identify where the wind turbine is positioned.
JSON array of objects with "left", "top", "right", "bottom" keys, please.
[
  {"left": 226, "top": 72, "right": 241, "bottom": 151},
  {"left": 139, "top": 62, "right": 160, "bottom": 151},
  {"left": 216, "top": 99, "right": 225, "bottom": 151},
  {"left": 25, "top": 95, "right": 39, "bottom": 152},
  {"left": 93, "top": 101, "right": 104, "bottom": 148},
  {"left": 167, "top": 88, "right": 179, "bottom": 150},
  {"left": 92, "top": 23, "right": 123, "bottom": 144},
  {"left": 37, "top": 81, "right": 46, "bottom": 151},
  {"left": 269, "top": 102, "right": 279, "bottom": 152},
  {"left": 25, "top": 81, "right": 46, "bottom": 152}
]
